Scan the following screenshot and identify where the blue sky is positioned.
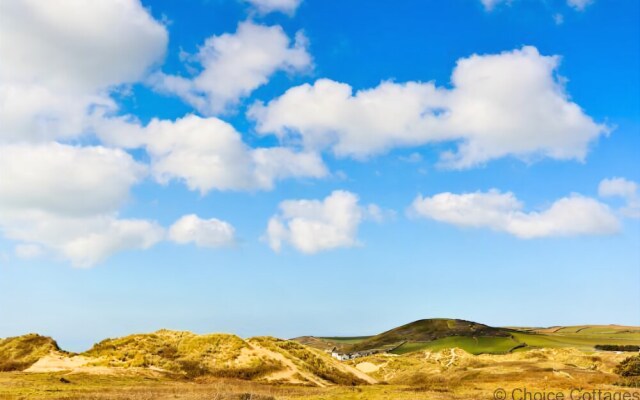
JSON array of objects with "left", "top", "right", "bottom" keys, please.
[{"left": 0, "top": 0, "right": 638, "bottom": 352}]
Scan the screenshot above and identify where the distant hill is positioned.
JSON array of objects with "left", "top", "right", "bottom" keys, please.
[
  {"left": 520, "top": 325, "right": 640, "bottom": 335},
  {"left": 348, "top": 319, "right": 510, "bottom": 352},
  {"left": 294, "top": 319, "right": 640, "bottom": 356},
  {"left": 0, "top": 334, "right": 62, "bottom": 371}
]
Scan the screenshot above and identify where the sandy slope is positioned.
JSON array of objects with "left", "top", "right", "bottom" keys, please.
[
  {"left": 25, "top": 353, "right": 93, "bottom": 372},
  {"left": 247, "top": 342, "right": 328, "bottom": 386}
]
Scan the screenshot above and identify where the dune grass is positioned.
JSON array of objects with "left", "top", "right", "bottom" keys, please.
[
  {"left": 0, "top": 334, "right": 61, "bottom": 371},
  {"left": 84, "top": 330, "right": 283, "bottom": 379},
  {"left": 249, "top": 337, "right": 367, "bottom": 386}
]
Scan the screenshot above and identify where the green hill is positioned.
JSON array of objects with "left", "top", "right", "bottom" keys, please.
[
  {"left": 295, "top": 320, "right": 640, "bottom": 356},
  {"left": 348, "top": 319, "right": 510, "bottom": 352},
  {"left": 0, "top": 334, "right": 62, "bottom": 371}
]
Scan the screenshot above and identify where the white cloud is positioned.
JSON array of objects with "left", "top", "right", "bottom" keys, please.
[
  {"left": 478, "top": 0, "right": 593, "bottom": 12},
  {"left": 96, "top": 114, "right": 327, "bottom": 193},
  {"left": 152, "top": 21, "right": 311, "bottom": 115},
  {"left": 399, "top": 152, "right": 423, "bottom": 163},
  {"left": 0, "top": 0, "right": 168, "bottom": 266},
  {"left": 169, "top": 214, "right": 235, "bottom": 248},
  {"left": 266, "top": 190, "right": 378, "bottom": 253},
  {"left": 250, "top": 46, "right": 608, "bottom": 168},
  {"left": 480, "top": 0, "right": 508, "bottom": 11},
  {"left": 14, "top": 244, "right": 43, "bottom": 260},
  {"left": 567, "top": 0, "right": 593, "bottom": 11},
  {"left": 57, "top": 217, "right": 164, "bottom": 268},
  {"left": 410, "top": 189, "right": 620, "bottom": 238},
  {"left": 244, "top": 0, "right": 302, "bottom": 15},
  {"left": 599, "top": 177, "right": 640, "bottom": 218},
  {"left": 0, "top": 84, "right": 115, "bottom": 143},
  {"left": 0, "top": 0, "right": 168, "bottom": 143},
  {"left": 251, "top": 147, "right": 328, "bottom": 189},
  {"left": 0, "top": 143, "right": 164, "bottom": 267},
  {"left": 0, "top": 143, "right": 146, "bottom": 216},
  {"left": 599, "top": 177, "right": 638, "bottom": 199},
  {"left": 553, "top": 13, "right": 565, "bottom": 25}
]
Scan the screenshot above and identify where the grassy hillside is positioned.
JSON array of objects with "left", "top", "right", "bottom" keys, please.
[
  {"left": 295, "top": 320, "right": 640, "bottom": 356},
  {"left": 392, "top": 335, "right": 523, "bottom": 355},
  {"left": 84, "top": 329, "right": 283, "bottom": 379},
  {"left": 82, "top": 330, "right": 369, "bottom": 385},
  {"left": 343, "top": 319, "right": 511, "bottom": 352},
  {"left": 0, "top": 334, "right": 62, "bottom": 371}
]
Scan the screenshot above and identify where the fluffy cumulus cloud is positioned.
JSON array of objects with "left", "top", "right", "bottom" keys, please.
[
  {"left": 266, "top": 190, "right": 381, "bottom": 253},
  {"left": 0, "top": 0, "right": 172, "bottom": 266},
  {"left": 95, "top": 114, "right": 327, "bottom": 193},
  {"left": 410, "top": 189, "right": 620, "bottom": 238},
  {"left": 169, "top": 215, "right": 236, "bottom": 248},
  {"left": 0, "top": 0, "right": 171, "bottom": 266},
  {"left": 0, "top": 1, "right": 325, "bottom": 265},
  {"left": 152, "top": 21, "right": 311, "bottom": 115},
  {"left": 250, "top": 46, "right": 608, "bottom": 168},
  {"left": 0, "top": 0, "right": 167, "bottom": 142},
  {"left": 599, "top": 177, "right": 640, "bottom": 218},
  {"left": 0, "top": 143, "right": 164, "bottom": 267},
  {"left": 244, "top": 0, "right": 302, "bottom": 15}
]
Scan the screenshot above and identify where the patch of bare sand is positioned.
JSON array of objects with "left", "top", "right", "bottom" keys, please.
[
  {"left": 24, "top": 352, "right": 166, "bottom": 376},
  {"left": 355, "top": 361, "right": 380, "bottom": 373},
  {"left": 25, "top": 352, "right": 92, "bottom": 373}
]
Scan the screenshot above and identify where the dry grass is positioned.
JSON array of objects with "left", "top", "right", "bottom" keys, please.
[
  {"left": 3, "top": 330, "right": 640, "bottom": 399},
  {"left": 248, "top": 337, "right": 368, "bottom": 386},
  {"left": 2, "top": 348, "right": 640, "bottom": 400},
  {"left": 0, "top": 334, "right": 62, "bottom": 372}
]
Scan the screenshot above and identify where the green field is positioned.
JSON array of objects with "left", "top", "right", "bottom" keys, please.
[
  {"left": 391, "top": 336, "right": 523, "bottom": 355},
  {"left": 390, "top": 330, "right": 640, "bottom": 356},
  {"left": 512, "top": 331, "right": 640, "bottom": 351}
]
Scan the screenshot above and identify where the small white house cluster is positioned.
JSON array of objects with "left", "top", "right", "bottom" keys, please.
[{"left": 329, "top": 347, "right": 379, "bottom": 361}]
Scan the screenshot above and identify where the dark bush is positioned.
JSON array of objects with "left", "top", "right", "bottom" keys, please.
[
  {"left": 595, "top": 345, "right": 640, "bottom": 352},
  {"left": 0, "top": 361, "right": 29, "bottom": 371},
  {"left": 615, "top": 355, "right": 640, "bottom": 377},
  {"left": 178, "top": 359, "right": 208, "bottom": 378},
  {"left": 209, "top": 359, "right": 283, "bottom": 380}
]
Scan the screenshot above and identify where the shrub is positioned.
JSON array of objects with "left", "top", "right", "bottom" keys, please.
[
  {"left": 595, "top": 345, "right": 640, "bottom": 352},
  {"left": 615, "top": 355, "right": 640, "bottom": 377}
]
